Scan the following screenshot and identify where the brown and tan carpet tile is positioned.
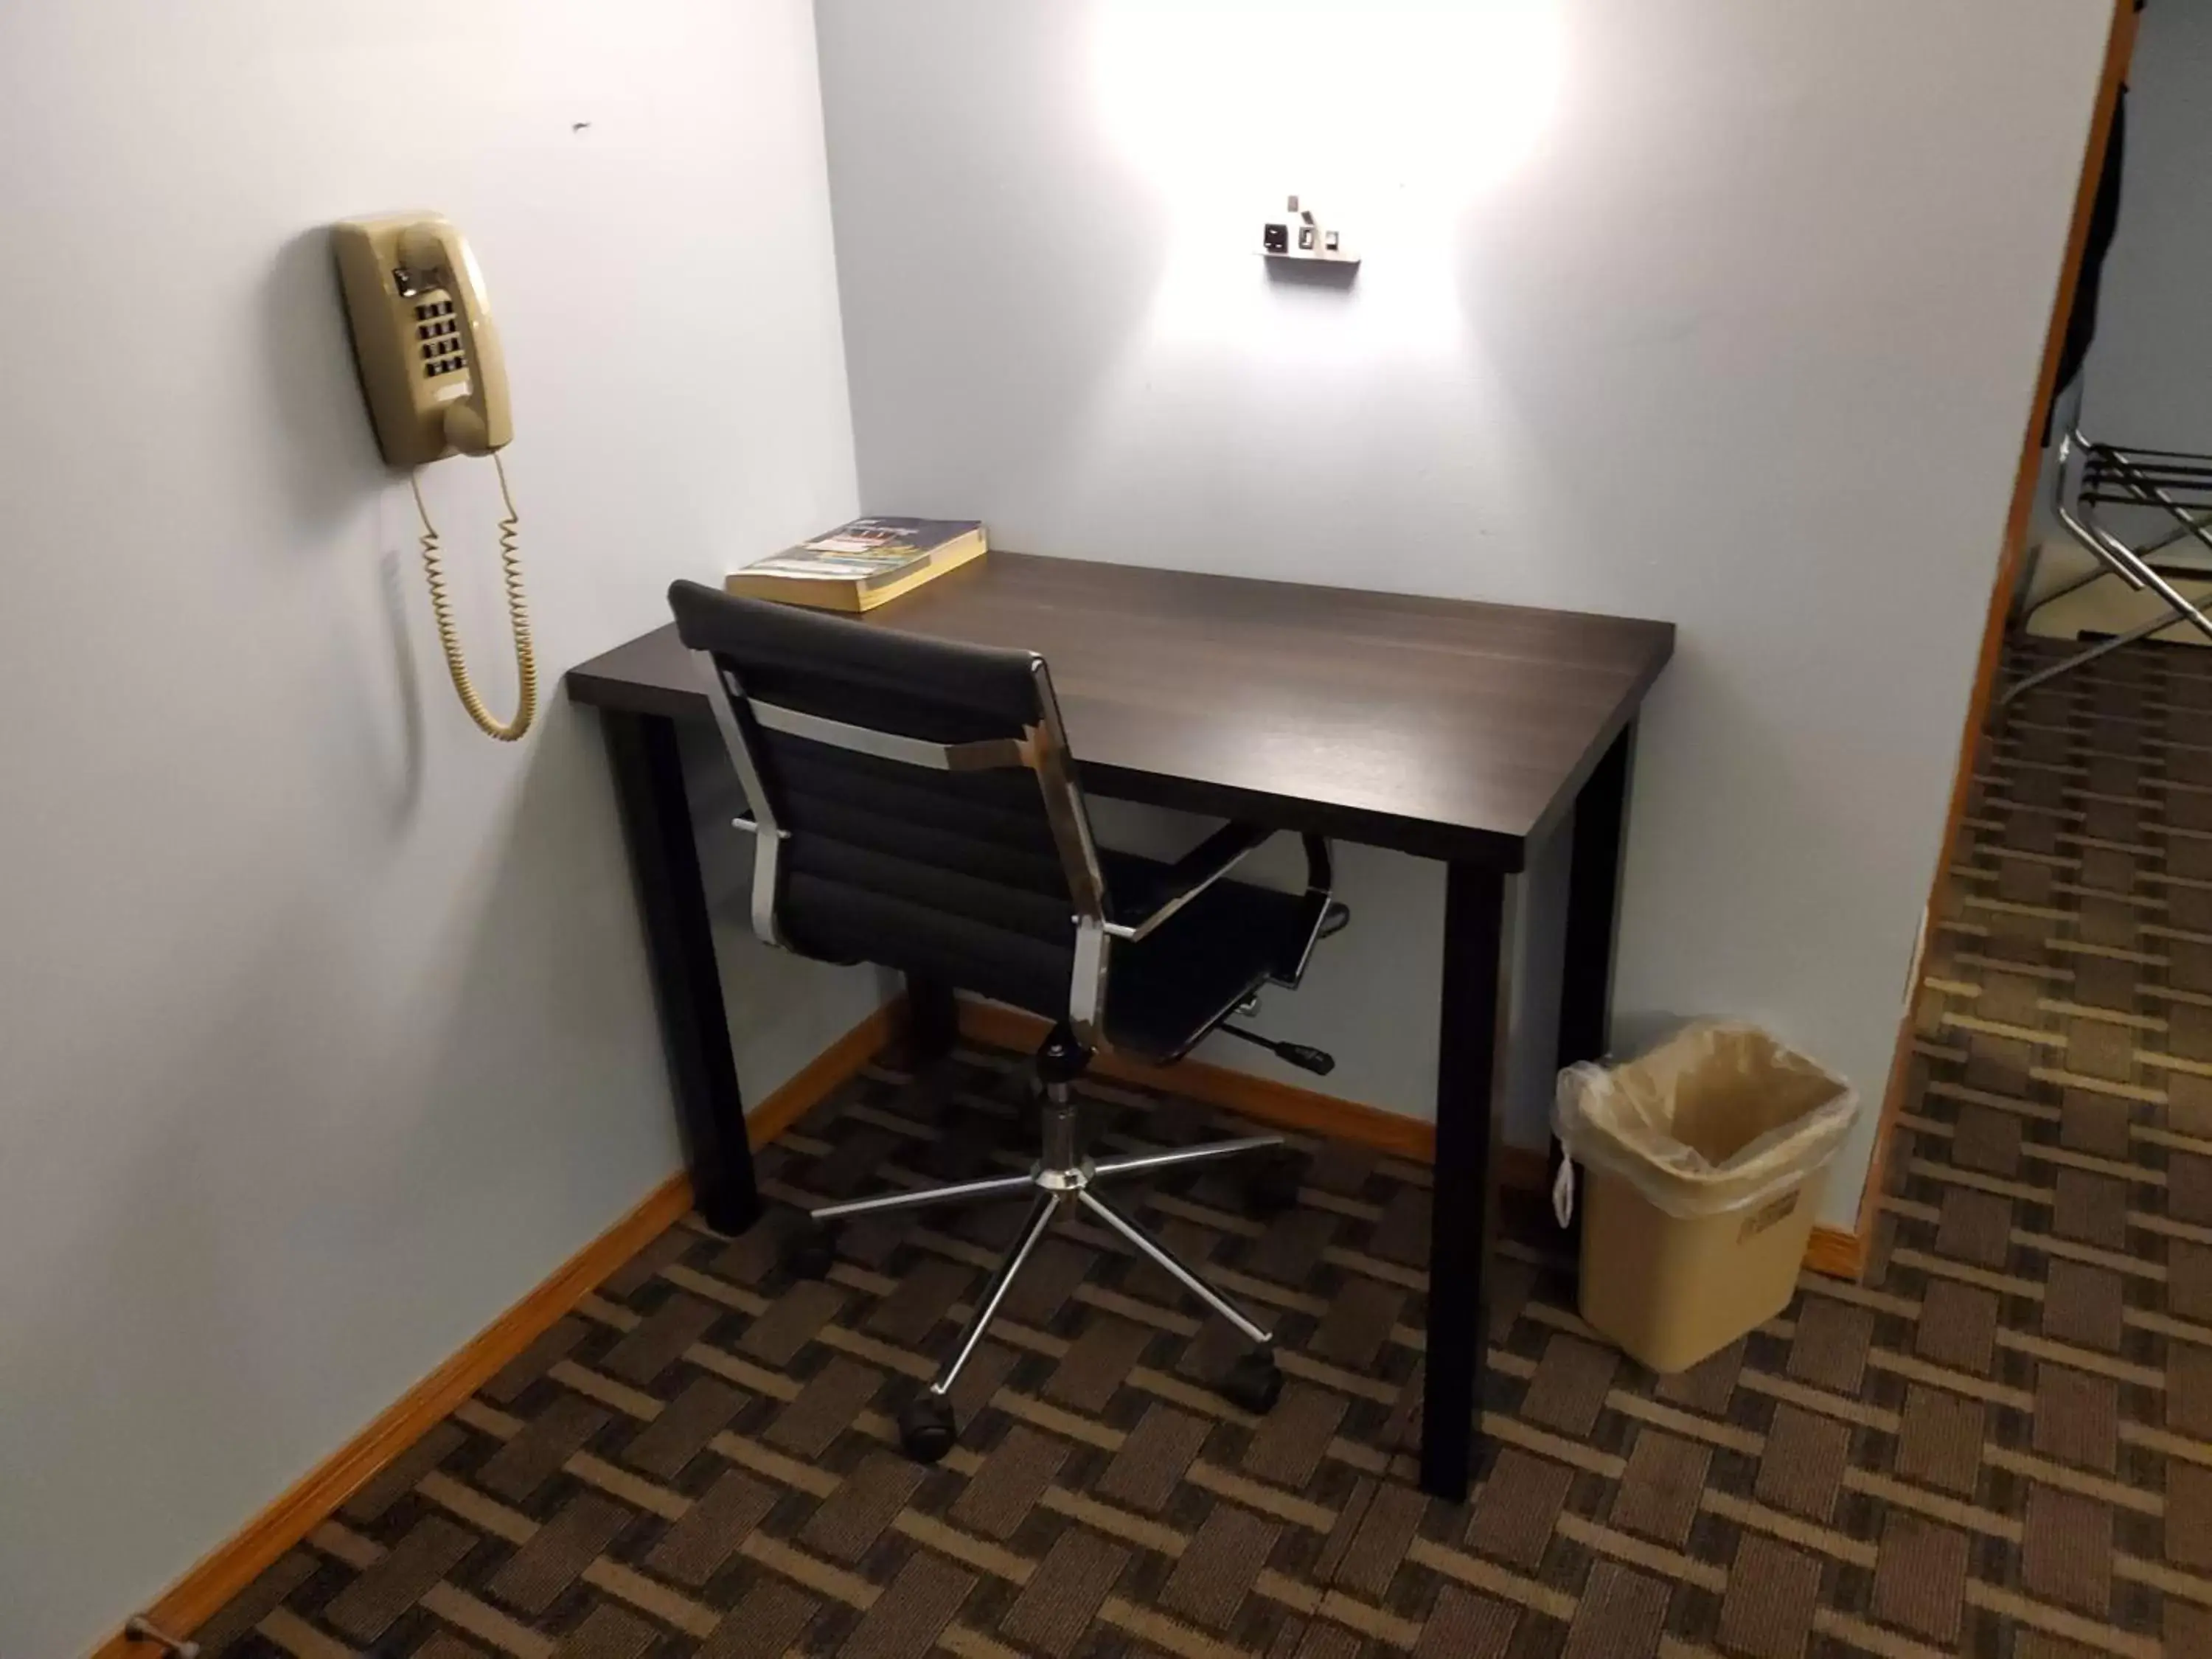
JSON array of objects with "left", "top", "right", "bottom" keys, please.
[{"left": 192, "top": 639, "right": 2210, "bottom": 1658}]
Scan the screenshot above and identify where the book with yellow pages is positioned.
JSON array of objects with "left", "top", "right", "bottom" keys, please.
[{"left": 725, "top": 517, "right": 987, "bottom": 613}]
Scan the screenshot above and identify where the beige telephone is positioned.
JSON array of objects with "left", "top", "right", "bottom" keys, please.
[{"left": 333, "top": 212, "right": 535, "bottom": 740}]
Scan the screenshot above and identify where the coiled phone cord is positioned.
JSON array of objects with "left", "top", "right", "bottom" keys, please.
[{"left": 409, "top": 452, "right": 537, "bottom": 741}]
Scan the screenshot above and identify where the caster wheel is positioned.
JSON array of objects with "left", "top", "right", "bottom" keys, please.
[
  {"left": 899, "top": 1392, "right": 959, "bottom": 1464},
  {"left": 1242, "top": 1149, "right": 1308, "bottom": 1219},
  {"left": 1218, "top": 1349, "right": 1284, "bottom": 1414},
  {"left": 781, "top": 1220, "right": 836, "bottom": 1281}
]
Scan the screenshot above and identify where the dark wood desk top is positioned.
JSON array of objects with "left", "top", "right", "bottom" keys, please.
[{"left": 568, "top": 553, "right": 1674, "bottom": 867}]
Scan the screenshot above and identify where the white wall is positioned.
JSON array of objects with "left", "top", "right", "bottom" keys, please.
[
  {"left": 0, "top": 4, "right": 861, "bottom": 1652},
  {"left": 815, "top": 0, "right": 2114, "bottom": 1225}
]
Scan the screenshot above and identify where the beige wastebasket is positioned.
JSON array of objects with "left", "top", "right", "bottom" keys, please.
[{"left": 1554, "top": 1023, "right": 1858, "bottom": 1374}]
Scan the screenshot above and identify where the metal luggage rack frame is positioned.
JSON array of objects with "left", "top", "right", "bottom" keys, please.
[{"left": 2007, "top": 427, "right": 2212, "bottom": 705}]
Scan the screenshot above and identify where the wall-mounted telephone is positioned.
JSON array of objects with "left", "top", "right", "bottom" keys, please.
[{"left": 333, "top": 213, "right": 536, "bottom": 741}]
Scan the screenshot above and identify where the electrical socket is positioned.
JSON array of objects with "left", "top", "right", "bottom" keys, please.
[{"left": 1259, "top": 195, "right": 1357, "bottom": 266}]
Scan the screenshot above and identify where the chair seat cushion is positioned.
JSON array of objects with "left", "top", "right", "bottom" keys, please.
[{"left": 1096, "top": 850, "right": 1318, "bottom": 1066}]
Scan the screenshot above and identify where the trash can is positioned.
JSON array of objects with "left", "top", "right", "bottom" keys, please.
[{"left": 1554, "top": 1023, "right": 1858, "bottom": 1373}]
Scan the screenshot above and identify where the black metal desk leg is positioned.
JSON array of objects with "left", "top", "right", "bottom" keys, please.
[
  {"left": 600, "top": 709, "right": 762, "bottom": 1237},
  {"left": 1422, "top": 861, "right": 1515, "bottom": 1500},
  {"left": 905, "top": 976, "right": 960, "bottom": 1062},
  {"left": 1549, "top": 721, "right": 1638, "bottom": 1248}
]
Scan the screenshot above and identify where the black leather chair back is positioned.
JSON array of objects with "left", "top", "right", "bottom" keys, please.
[{"left": 668, "top": 580, "right": 1102, "bottom": 1020}]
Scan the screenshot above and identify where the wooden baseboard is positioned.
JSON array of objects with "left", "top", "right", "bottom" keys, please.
[
  {"left": 954, "top": 997, "right": 1864, "bottom": 1280},
  {"left": 1496, "top": 1147, "right": 1553, "bottom": 1194},
  {"left": 89, "top": 1172, "right": 693, "bottom": 1658},
  {"left": 1802, "top": 1225, "right": 1867, "bottom": 1281},
  {"left": 94, "top": 999, "right": 900, "bottom": 1659},
  {"left": 745, "top": 998, "right": 903, "bottom": 1147},
  {"left": 955, "top": 998, "right": 1437, "bottom": 1162}
]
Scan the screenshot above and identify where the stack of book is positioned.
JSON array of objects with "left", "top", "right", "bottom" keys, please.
[{"left": 725, "top": 516, "right": 987, "bottom": 613}]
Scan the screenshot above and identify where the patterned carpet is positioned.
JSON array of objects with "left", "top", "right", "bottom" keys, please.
[{"left": 188, "top": 638, "right": 2207, "bottom": 1659}]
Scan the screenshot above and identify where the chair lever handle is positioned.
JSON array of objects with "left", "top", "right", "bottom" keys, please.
[
  {"left": 1219, "top": 1023, "right": 1336, "bottom": 1076},
  {"left": 1275, "top": 1042, "right": 1337, "bottom": 1076}
]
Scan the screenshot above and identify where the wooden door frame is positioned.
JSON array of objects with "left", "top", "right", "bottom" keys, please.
[{"left": 1851, "top": 0, "right": 2140, "bottom": 1266}]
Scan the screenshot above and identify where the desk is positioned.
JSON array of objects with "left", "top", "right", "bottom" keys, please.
[{"left": 568, "top": 552, "right": 1674, "bottom": 1498}]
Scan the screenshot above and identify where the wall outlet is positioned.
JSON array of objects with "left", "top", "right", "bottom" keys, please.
[{"left": 1260, "top": 194, "right": 1358, "bottom": 266}]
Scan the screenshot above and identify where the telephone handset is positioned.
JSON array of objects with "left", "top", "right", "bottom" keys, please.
[{"left": 333, "top": 213, "right": 535, "bottom": 740}]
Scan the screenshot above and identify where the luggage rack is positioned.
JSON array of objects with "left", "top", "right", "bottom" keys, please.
[{"left": 2006, "top": 427, "right": 2212, "bottom": 704}]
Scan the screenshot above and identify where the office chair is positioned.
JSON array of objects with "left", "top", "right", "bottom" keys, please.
[{"left": 669, "top": 580, "right": 1350, "bottom": 1462}]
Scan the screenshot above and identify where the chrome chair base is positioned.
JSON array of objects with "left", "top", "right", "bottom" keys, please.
[{"left": 786, "top": 1091, "right": 1298, "bottom": 1462}]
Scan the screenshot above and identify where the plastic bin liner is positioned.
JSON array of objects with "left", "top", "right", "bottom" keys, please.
[{"left": 1553, "top": 1022, "right": 1858, "bottom": 1220}]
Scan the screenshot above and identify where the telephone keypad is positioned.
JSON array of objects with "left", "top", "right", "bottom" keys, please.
[{"left": 413, "top": 308, "right": 467, "bottom": 375}]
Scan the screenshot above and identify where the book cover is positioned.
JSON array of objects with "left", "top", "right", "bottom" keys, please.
[
  {"left": 727, "top": 517, "right": 988, "bottom": 612},
  {"left": 743, "top": 518, "right": 983, "bottom": 588}
]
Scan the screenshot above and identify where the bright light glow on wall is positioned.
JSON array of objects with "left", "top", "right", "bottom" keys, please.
[
  {"left": 1092, "top": 0, "right": 1561, "bottom": 208},
  {"left": 1090, "top": 0, "right": 1561, "bottom": 354}
]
